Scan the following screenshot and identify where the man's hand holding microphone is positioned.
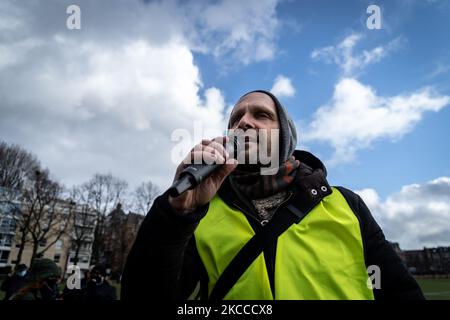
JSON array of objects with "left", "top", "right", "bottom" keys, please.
[{"left": 168, "top": 136, "right": 239, "bottom": 215}]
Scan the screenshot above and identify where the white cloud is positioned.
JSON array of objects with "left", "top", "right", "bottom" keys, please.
[
  {"left": 188, "top": 0, "right": 280, "bottom": 65},
  {"left": 426, "top": 62, "right": 450, "bottom": 79},
  {"left": 306, "top": 33, "right": 450, "bottom": 164},
  {"left": 311, "top": 33, "right": 404, "bottom": 76},
  {"left": 2, "top": 0, "right": 286, "bottom": 191},
  {"left": 270, "top": 75, "right": 295, "bottom": 98},
  {"left": 0, "top": 35, "right": 227, "bottom": 189},
  {"left": 302, "top": 78, "right": 450, "bottom": 164},
  {"left": 356, "top": 177, "right": 450, "bottom": 250}
]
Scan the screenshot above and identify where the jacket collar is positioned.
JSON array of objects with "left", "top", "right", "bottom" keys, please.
[{"left": 218, "top": 150, "right": 332, "bottom": 220}]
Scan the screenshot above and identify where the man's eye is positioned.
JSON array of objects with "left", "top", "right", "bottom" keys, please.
[{"left": 256, "top": 112, "right": 269, "bottom": 119}]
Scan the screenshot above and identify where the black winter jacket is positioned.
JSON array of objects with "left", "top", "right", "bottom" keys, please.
[{"left": 121, "top": 150, "right": 424, "bottom": 300}]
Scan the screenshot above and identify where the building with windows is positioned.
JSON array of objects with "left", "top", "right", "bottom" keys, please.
[
  {"left": 403, "top": 246, "right": 450, "bottom": 275},
  {"left": 0, "top": 187, "right": 96, "bottom": 275},
  {"left": 65, "top": 205, "right": 97, "bottom": 273},
  {"left": 0, "top": 187, "right": 21, "bottom": 269},
  {"left": 390, "top": 242, "right": 450, "bottom": 275}
]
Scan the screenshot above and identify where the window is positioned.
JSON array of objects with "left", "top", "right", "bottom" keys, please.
[
  {"left": 54, "top": 254, "right": 60, "bottom": 263},
  {"left": 56, "top": 240, "right": 63, "bottom": 250},
  {"left": 0, "top": 218, "right": 15, "bottom": 233},
  {"left": 39, "top": 239, "right": 47, "bottom": 247},
  {"left": 0, "top": 250, "right": 10, "bottom": 263},
  {"left": 81, "top": 243, "right": 91, "bottom": 251},
  {"left": 0, "top": 219, "right": 8, "bottom": 228},
  {"left": 9, "top": 219, "right": 16, "bottom": 232},
  {"left": 0, "top": 234, "right": 13, "bottom": 247}
]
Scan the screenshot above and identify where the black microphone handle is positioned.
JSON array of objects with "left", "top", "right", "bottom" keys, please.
[
  {"left": 168, "top": 136, "right": 239, "bottom": 198},
  {"left": 168, "top": 163, "right": 221, "bottom": 197}
]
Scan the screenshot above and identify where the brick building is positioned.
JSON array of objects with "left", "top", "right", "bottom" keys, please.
[
  {"left": 102, "top": 203, "right": 144, "bottom": 277},
  {"left": 390, "top": 242, "right": 450, "bottom": 275}
]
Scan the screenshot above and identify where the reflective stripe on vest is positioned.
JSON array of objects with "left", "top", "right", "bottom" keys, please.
[{"left": 194, "top": 187, "right": 374, "bottom": 300}]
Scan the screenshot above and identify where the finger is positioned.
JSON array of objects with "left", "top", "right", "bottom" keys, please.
[
  {"left": 201, "top": 150, "right": 225, "bottom": 165},
  {"left": 182, "top": 137, "right": 229, "bottom": 165},
  {"left": 212, "top": 136, "right": 229, "bottom": 145},
  {"left": 205, "top": 136, "right": 228, "bottom": 143},
  {"left": 192, "top": 141, "right": 223, "bottom": 154},
  {"left": 190, "top": 140, "right": 212, "bottom": 155},
  {"left": 201, "top": 139, "right": 212, "bottom": 146},
  {"left": 193, "top": 137, "right": 228, "bottom": 156},
  {"left": 192, "top": 148, "right": 226, "bottom": 164},
  {"left": 207, "top": 141, "right": 229, "bottom": 159},
  {"left": 198, "top": 146, "right": 222, "bottom": 163},
  {"left": 202, "top": 136, "right": 228, "bottom": 147},
  {"left": 183, "top": 144, "right": 214, "bottom": 165}
]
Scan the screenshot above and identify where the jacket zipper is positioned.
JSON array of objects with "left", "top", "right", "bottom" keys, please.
[
  {"left": 268, "top": 191, "right": 294, "bottom": 223},
  {"left": 232, "top": 191, "right": 294, "bottom": 227},
  {"left": 232, "top": 202, "right": 262, "bottom": 226}
]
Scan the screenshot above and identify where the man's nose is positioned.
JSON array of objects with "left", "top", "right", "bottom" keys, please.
[{"left": 237, "top": 113, "right": 255, "bottom": 130}]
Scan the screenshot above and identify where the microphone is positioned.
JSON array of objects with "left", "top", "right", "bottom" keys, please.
[{"left": 168, "top": 136, "right": 240, "bottom": 197}]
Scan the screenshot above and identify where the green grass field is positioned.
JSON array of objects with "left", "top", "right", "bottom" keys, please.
[
  {"left": 1, "top": 278, "right": 449, "bottom": 300},
  {"left": 416, "top": 279, "right": 450, "bottom": 300}
]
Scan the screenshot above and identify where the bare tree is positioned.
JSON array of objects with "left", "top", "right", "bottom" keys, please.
[
  {"left": 81, "top": 173, "right": 128, "bottom": 265},
  {"left": 13, "top": 203, "right": 32, "bottom": 265},
  {"left": 0, "top": 141, "right": 40, "bottom": 192},
  {"left": 17, "top": 169, "right": 70, "bottom": 264},
  {"left": 68, "top": 186, "right": 97, "bottom": 266},
  {"left": 0, "top": 142, "right": 41, "bottom": 252},
  {"left": 131, "top": 181, "right": 160, "bottom": 215}
]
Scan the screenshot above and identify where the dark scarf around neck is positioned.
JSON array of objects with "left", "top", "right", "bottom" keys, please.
[{"left": 229, "top": 156, "right": 300, "bottom": 199}]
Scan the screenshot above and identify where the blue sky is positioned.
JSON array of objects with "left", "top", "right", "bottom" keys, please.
[
  {"left": 194, "top": 0, "right": 450, "bottom": 199},
  {"left": 1, "top": 0, "right": 450, "bottom": 249}
]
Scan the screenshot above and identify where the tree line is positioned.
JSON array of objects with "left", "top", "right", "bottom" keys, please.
[{"left": 0, "top": 140, "right": 160, "bottom": 267}]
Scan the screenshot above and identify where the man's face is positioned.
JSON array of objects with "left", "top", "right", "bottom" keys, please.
[{"left": 229, "top": 92, "right": 279, "bottom": 164}]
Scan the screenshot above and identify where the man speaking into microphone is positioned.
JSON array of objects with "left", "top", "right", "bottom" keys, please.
[{"left": 121, "top": 90, "right": 424, "bottom": 300}]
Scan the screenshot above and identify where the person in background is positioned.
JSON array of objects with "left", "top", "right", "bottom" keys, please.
[
  {"left": 1, "top": 263, "right": 28, "bottom": 300},
  {"left": 62, "top": 269, "right": 90, "bottom": 301},
  {"left": 9, "top": 258, "right": 61, "bottom": 300},
  {"left": 85, "top": 265, "right": 117, "bottom": 301}
]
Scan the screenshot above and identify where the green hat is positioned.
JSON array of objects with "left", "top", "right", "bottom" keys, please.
[{"left": 28, "top": 258, "right": 61, "bottom": 282}]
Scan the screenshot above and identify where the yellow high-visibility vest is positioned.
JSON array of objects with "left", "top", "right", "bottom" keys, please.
[{"left": 194, "top": 187, "right": 374, "bottom": 300}]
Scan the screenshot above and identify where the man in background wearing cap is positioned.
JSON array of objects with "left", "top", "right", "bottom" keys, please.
[
  {"left": 9, "top": 258, "right": 61, "bottom": 300},
  {"left": 86, "top": 265, "right": 117, "bottom": 301},
  {"left": 122, "top": 91, "right": 424, "bottom": 300},
  {"left": 1, "top": 263, "right": 28, "bottom": 300},
  {"left": 62, "top": 264, "right": 116, "bottom": 301}
]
